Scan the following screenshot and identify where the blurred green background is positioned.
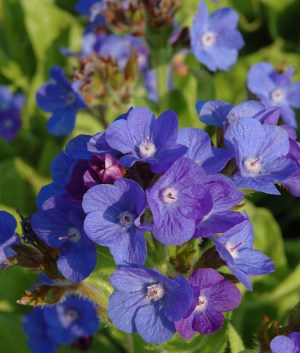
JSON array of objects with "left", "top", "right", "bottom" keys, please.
[{"left": 0, "top": 0, "right": 299, "bottom": 352}]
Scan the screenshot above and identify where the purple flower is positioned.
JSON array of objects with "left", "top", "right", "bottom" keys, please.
[
  {"left": 0, "top": 86, "right": 24, "bottom": 141},
  {"left": 108, "top": 267, "right": 193, "bottom": 344},
  {"left": 36, "top": 66, "right": 86, "bottom": 136},
  {"left": 247, "top": 62, "right": 300, "bottom": 127},
  {"left": 44, "top": 296, "right": 100, "bottom": 344},
  {"left": 0, "top": 211, "right": 20, "bottom": 266},
  {"left": 271, "top": 333, "right": 300, "bottom": 353},
  {"left": 190, "top": 1, "right": 244, "bottom": 72},
  {"left": 224, "top": 117, "right": 297, "bottom": 195},
  {"left": 177, "top": 127, "right": 232, "bottom": 174},
  {"left": 31, "top": 194, "right": 97, "bottom": 283},
  {"left": 213, "top": 215, "right": 275, "bottom": 290},
  {"left": 105, "top": 107, "right": 187, "bottom": 173},
  {"left": 175, "top": 268, "right": 241, "bottom": 338},
  {"left": 82, "top": 178, "right": 147, "bottom": 266},
  {"left": 146, "top": 157, "right": 213, "bottom": 245}
]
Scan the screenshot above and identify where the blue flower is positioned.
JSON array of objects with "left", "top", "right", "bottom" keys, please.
[
  {"left": 108, "top": 267, "right": 193, "bottom": 344},
  {"left": 105, "top": 107, "right": 187, "bottom": 173},
  {"left": 191, "top": 1, "right": 244, "bottom": 71},
  {"left": 23, "top": 308, "right": 58, "bottom": 353},
  {"left": 270, "top": 333, "right": 300, "bottom": 353},
  {"left": 75, "top": 0, "right": 105, "bottom": 21},
  {"left": 197, "top": 99, "right": 281, "bottom": 129},
  {"left": 31, "top": 194, "right": 97, "bottom": 283},
  {"left": 146, "top": 157, "right": 213, "bottom": 245},
  {"left": 224, "top": 117, "right": 297, "bottom": 195},
  {"left": 0, "top": 86, "right": 24, "bottom": 141},
  {"left": 177, "top": 127, "right": 232, "bottom": 174},
  {"left": 23, "top": 296, "right": 100, "bottom": 352},
  {"left": 44, "top": 296, "right": 100, "bottom": 344},
  {"left": 82, "top": 178, "right": 147, "bottom": 266},
  {"left": 0, "top": 211, "right": 20, "bottom": 266},
  {"left": 175, "top": 269, "right": 241, "bottom": 337},
  {"left": 194, "top": 174, "right": 245, "bottom": 237},
  {"left": 247, "top": 62, "right": 300, "bottom": 127},
  {"left": 213, "top": 215, "right": 275, "bottom": 290},
  {"left": 36, "top": 66, "right": 86, "bottom": 136}
]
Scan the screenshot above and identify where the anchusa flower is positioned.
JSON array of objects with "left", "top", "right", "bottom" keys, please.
[
  {"left": 175, "top": 268, "right": 241, "bottom": 337},
  {"left": 83, "top": 178, "right": 147, "bottom": 265},
  {"left": 190, "top": 1, "right": 244, "bottom": 72},
  {"left": 23, "top": 296, "right": 100, "bottom": 353},
  {"left": 36, "top": 66, "right": 86, "bottom": 136},
  {"left": 224, "top": 117, "right": 297, "bottom": 195},
  {"left": 105, "top": 107, "right": 187, "bottom": 173},
  {"left": 108, "top": 266, "right": 193, "bottom": 344},
  {"left": 0, "top": 85, "right": 24, "bottom": 141},
  {"left": 213, "top": 215, "right": 275, "bottom": 290},
  {"left": 247, "top": 62, "right": 300, "bottom": 127},
  {"left": 270, "top": 332, "right": 300, "bottom": 353},
  {"left": 31, "top": 194, "right": 97, "bottom": 283}
]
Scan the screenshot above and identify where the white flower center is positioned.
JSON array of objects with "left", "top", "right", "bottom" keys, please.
[
  {"left": 243, "top": 157, "right": 262, "bottom": 176},
  {"left": 3, "top": 119, "right": 13, "bottom": 129},
  {"left": 160, "top": 187, "right": 178, "bottom": 204},
  {"left": 226, "top": 241, "right": 244, "bottom": 259},
  {"left": 145, "top": 283, "right": 165, "bottom": 301},
  {"left": 119, "top": 211, "right": 134, "bottom": 230},
  {"left": 59, "top": 227, "right": 81, "bottom": 243},
  {"left": 65, "top": 309, "right": 78, "bottom": 323},
  {"left": 195, "top": 295, "right": 208, "bottom": 312},
  {"left": 201, "top": 31, "right": 217, "bottom": 48},
  {"left": 271, "top": 88, "right": 286, "bottom": 103},
  {"left": 139, "top": 137, "right": 156, "bottom": 158}
]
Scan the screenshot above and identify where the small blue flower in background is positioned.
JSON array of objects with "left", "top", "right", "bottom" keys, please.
[
  {"left": 23, "top": 296, "right": 100, "bottom": 353},
  {"left": 75, "top": 0, "right": 106, "bottom": 21},
  {"left": 0, "top": 86, "right": 24, "bottom": 141},
  {"left": 105, "top": 107, "right": 187, "bottom": 173},
  {"left": 23, "top": 308, "right": 58, "bottom": 353},
  {"left": 0, "top": 211, "right": 20, "bottom": 266},
  {"left": 247, "top": 62, "right": 300, "bottom": 128},
  {"left": 36, "top": 66, "right": 87, "bottom": 136},
  {"left": 82, "top": 178, "right": 147, "bottom": 266},
  {"left": 44, "top": 296, "right": 100, "bottom": 344},
  {"left": 270, "top": 332, "right": 300, "bottom": 353},
  {"left": 190, "top": 1, "right": 244, "bottom": 72},
  {"left": 108, "top": 267, "right": 193, "bottom": 344},
  {"left": 213, "top": 214, "right": 275, "bottom": 291},
  {"left": 175, "top": 268, "right": 241, "bottom": 337}
]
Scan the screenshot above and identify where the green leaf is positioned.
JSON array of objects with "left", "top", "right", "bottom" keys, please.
[
  {"left": 243, "top": 202, "right": 287, "bottom": 269},
  {"left": 228, "top": 323, "right": 245, "bottom": 353},
  {"left": 0, "top": 312, "right": 31, "bottom": 353}
]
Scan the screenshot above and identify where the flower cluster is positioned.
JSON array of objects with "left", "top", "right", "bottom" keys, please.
[
  {"left": 24, "top": 105, "right": 282, "bottom": 344},
  {"left": 23, "top": 296, "right": 100, "bottom": 353},
  {"left": 0, "top": 86, "right": 24, "bottom": 141}
]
